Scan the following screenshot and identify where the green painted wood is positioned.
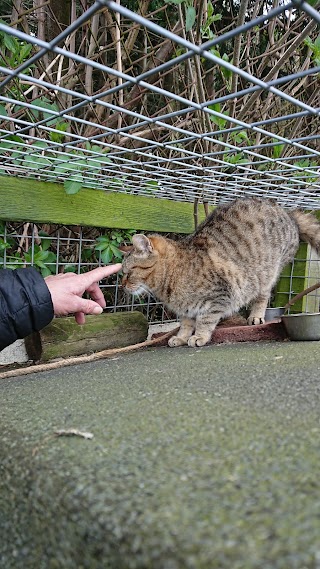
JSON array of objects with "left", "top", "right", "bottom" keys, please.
[
  {"left": 273, "top": 243, "right": 309, "bottom": 312},
  {"left": 0, "top": 175, "right": 206, "bottom": 233}
]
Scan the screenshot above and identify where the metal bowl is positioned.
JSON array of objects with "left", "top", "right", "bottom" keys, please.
[
  {"left": 281, "top": 312, "right": 320, "bottom": 341},
  {"left": 264, "top": 307, "right": 286, "bottom": 322}
]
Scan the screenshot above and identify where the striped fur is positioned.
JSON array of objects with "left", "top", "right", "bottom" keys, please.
[{"left": 122, "top": 198, "right": 320, "bottom": 347}]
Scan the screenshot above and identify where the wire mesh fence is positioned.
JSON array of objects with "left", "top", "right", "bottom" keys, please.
[
  {"left": 0, "top": 0, "right": 320, "bottom": 320},
  {"left": 1, "top": 220, "right": 320, "bottom": 318},
  {"left": 0, "top": 220, "right": 176, "bottom": 322},
  {"left": 0, "top": 0, "right": 319, "bottom": 207}
]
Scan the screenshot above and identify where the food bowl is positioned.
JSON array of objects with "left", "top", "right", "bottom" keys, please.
[
  {"left": 264, "top": 307, "right": 286, "bottom": 322},
  {"left": 281, "top": 312, "right": 320, "bottom": 341}
]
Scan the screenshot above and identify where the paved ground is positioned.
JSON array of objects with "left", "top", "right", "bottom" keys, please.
[{"left": 1, "top": 340, "right": 320, "bottom": 569}]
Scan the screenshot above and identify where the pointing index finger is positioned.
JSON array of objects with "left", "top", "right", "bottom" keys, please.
[{"left": 79, "top": 264, "right": 122, "bottom": 287}]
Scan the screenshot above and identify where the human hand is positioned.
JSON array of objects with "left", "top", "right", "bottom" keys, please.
[{"left": 45, "top": 264, "right": 122, "bottom": 325}]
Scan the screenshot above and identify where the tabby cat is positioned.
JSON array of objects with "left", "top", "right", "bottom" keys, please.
[{"left": 122, "top": 198, "right": 320, "bottom": 347}]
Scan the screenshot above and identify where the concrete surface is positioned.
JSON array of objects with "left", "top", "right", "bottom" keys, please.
[
  {"left": 1, "top": 341, "right": 320, "bottom": 569},
  {"left": 0, "top": 339, "right": 28, "bottom": 365}
]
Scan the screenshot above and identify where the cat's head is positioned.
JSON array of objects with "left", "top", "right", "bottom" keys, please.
[{"left": 122, "top": 234, "right": 166, "bottom": 295}]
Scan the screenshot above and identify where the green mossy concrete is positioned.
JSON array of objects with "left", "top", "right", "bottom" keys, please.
[{"left": 1, "top": 342, "right": 320, "bottom": 569}]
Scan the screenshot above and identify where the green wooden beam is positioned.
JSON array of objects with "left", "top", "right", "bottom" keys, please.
[{"left": 0, "top": 175, "right": 207, "bottom": 233}]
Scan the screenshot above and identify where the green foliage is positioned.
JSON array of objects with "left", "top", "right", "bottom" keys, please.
[
  {"left": 208, "top": 102, "right": 229, "bottom": 129},
  {"left": 201, "top": 1, "right": 221, "bottom": 40},
  {"left": 0, "top": 24, "right": 33, "bottom": 86},
  {"left": 0, "top": 139, "right": 113, "bottom": 195},
  {"left": 64, "top": 180, "right": 83, "bottom": 195},
  {"left": 230, "top": 130, "right": 250, "bottom": 145},
  {"left": 145, "top": 180, "right": 159, "bottom": 193},
  {"left": 24, "top": 244, "right": 57, "bottom": 277},
  {"left": 0, "top": 225, "right": 136, "bottom": 276},
  {"left": 0, "top": 232, "right": 57, "bottom": 276},
  {"left": 304, "top": 35, "right": 320, "bottom": 67},
  {"left": 294, "top": 159, "right": 318, "bottom": 183},
  {"left": 209, "top": 48, "right": 233, "bottom": 90},
  {"left": 166, "top": 0, "right": 221, "bottom": 36},
  {"left": 272, "top": 140, "right": 285, "bottom": 159},
  {"left": 223, "top": 152, "right": 249, "bottom": 166},
  {"left": 164, "top": 0, "right": 196, "bottom": 32},
  {"left": 31, "top": 97, "right": 60, "bottom": 125},
  {"left": 94, "top": 229, "right": 135, "bottom": 265}
]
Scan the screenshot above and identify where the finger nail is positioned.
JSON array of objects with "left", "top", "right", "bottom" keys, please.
[{"left": 93, "top": 306, "right": 103, "bottom": 315}]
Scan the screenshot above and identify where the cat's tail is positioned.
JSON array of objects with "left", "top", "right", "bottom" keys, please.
[{"left": 290, "top": 209, "right": 320, "bottom": 253}]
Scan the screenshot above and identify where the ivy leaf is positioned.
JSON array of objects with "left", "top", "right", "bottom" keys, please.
[
  {"left": 186, "top": 6, "right": 196, "bottom": 31},
  {"left": 32, "top": 98, "right": 59, "bottom": 125},
  {"left": 64, "top": 180, "right": 83, "bottom": 195},
  {"left": 208, "top": 103, "right": 229, "bottom": 128},
  {"left": 54, "top": 161, "right": 79, "bottom": 174},
  {"left": 101, "top": 248, "right": 113, "bottom": 264},
  {"left": 27, "top": 156, "right": 52, "bottom": 170},
  {"left": 0, "top": 105, "right": 7, "bottom": 117},
  {"left": 3, "top": 33, "right": 18, "bottom": 53},
  {"left": 40, "top": 267, "right": 52, "bottom": 278},
  {"left": 95, "top": 242, "right": 108, "bottom": 252},
  {"left": 100, "top": 155, "right": 112, "bottom": 165},
  {"left": 20, "top": 43, "right": 32, "bottom": 60},
  {"left": 109, "top": 243, "right": 123, "bottom": 259}
]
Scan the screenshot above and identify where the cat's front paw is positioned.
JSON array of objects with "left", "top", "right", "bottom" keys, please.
[
  {"left": 188, "top": 334, "right": 210, "bottom": 347},
  {"left": 168, "top": 335, "right": 188, "bottom": 347},
  {"left": 247, "top": 316, "right": 265, "bottom": 326}
]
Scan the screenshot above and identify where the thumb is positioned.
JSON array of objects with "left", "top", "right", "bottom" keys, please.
[{"left": 75, "top": 298, "right": 104, "bottom": 315}]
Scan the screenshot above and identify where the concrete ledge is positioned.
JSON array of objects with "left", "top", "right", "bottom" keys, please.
[
  {"left": 0, "top": 340, "right": 28, "bottom": 366},
  {"left": 152, "top": 321, "right": 288, "bottom": 345}
]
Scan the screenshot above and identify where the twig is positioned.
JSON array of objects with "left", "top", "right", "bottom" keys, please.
[
  {"left": 284, "top": 281, "right": 320, "bottom": 311},
  {"left": 194, "top": 198, "right": 199, "bottom": 230},
  {"left": 54, "top": 429, "right": 94, "bottom": 440},
  {"left": 10, "top": 0, "right": 50, "bottom": 29},
  {"left": 0, "top": 327, "right": 179, "bottom": 380}
]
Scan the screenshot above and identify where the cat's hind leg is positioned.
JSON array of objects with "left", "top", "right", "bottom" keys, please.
[
  {"left": 247, "top": 294, "right": 270, "bottom": 325},
  {"left": 168, "top": 317, "right": 195, "bottom": 347}
]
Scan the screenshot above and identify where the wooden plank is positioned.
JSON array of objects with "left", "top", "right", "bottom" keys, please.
[
  {"left": 25, "top": 311, "right": 148, "bottom": 362},
  {"left": 0, "top": 175, "right": 206, "bottom": 233}
]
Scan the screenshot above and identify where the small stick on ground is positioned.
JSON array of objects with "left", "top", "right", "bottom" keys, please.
[
  {"left": 0, "top": 327, "right": 180, "bottom": 380},
  {"left": 54, "top": 429, "right": 94, "bottom": 440}
]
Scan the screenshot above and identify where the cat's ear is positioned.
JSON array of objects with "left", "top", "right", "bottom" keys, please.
[
  {"left": 118, "top": 245, "right": 133, "bottom": 254},
  {"left": 132, "top": 234, "right": 153, "bottom": 256}
]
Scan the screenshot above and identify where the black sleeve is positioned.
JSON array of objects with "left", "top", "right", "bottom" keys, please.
[{"left": 0, "top": 267, "right": 54, "bottom": 351}]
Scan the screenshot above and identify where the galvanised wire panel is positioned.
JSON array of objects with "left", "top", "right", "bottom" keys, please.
[
  {"left": 0, "top": 221, "right": 175, "bottom": 322},
  {"left": 1, "top": 220, "right": 320, "bottom": 319},
  {"left": 0, "top": 0, "right": 319, "bottom": 208},
  {"left": 0, "top": 1, "right": 320, "bottom": 321}
]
